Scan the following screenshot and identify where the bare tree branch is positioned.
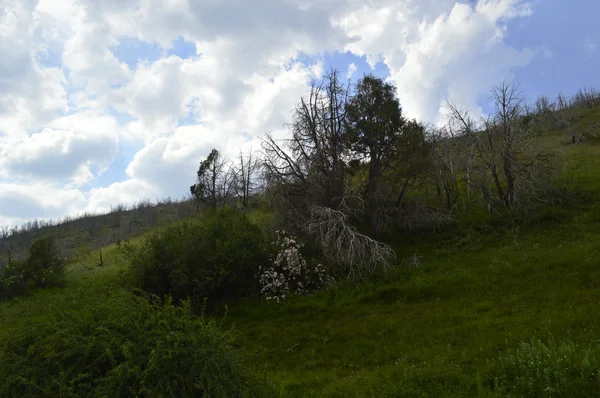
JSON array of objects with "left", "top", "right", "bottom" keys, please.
[{"left": 306, "top": 203, "right": 396, "bottom": 280}]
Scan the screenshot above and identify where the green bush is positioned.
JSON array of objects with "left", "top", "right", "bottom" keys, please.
[
  {"left": 122, "top": 208, "right": 272, "bottom": 303},
  {"left": 0, "top": 292, "right": 274, "bottom": 397},
  {"left": 0, "top": 236, "right": 66, "bottom": 300},
  {"left": 0, "top": 258, "right": 26, "bottom": 299},
  {"left": 23, "top": 236, "right": 67, "bottom": 288},
  {"left": 490, "top": 337, "right": 600, "bottom": 397}
]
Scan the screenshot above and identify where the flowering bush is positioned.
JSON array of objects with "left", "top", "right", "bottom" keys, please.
[{"left": 258, "top": 230, "right": 334, "bottom": 302}]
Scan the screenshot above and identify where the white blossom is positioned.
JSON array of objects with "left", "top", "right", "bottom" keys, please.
[{"left": 258, "top": 230, "right": 335, "bottom": 303}]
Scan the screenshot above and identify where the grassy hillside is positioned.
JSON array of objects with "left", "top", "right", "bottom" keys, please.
[
  {"left": 219, "top": 122, "right": 600, "bottom": 396},
  {"left": 0, "top": 198, "right": 198, "bottom": 264},
  {"left": 1, "top": 105, "right": 600, "bottom": 396}
]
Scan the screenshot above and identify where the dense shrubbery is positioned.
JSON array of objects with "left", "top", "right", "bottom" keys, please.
[
  {"left": 122, "top": 208, "right": 272, "bottom": 303},
  {"left": 0, "top": 292, "right": 274, "bottom": 397},
  {"left": 0, "top": 236, "right": 66, "bottom": 300}
]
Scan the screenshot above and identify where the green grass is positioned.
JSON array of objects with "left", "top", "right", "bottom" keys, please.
[
  {"left": 220, "top": 208, "right": 600, "bottom": 396},
  {"left": 217, "top": 127, "right": 600, "bottom": 396},
  {"left": 3, "top": 107, "right": 600, "bottom": 396}
]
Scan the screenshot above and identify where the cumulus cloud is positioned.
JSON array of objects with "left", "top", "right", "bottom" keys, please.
[
  {"left": 333, "top": 0, "right": 536, "bottom": 123},
  {"left": 87, "top": 60, "right": 321, "bottom": 210},
  {"left": 0, "top": 112, "right": 119, "bottom": 185},
  {"left": 85, "top": 179, "right": 157, "bottom": 214},
  {"left": 0, "top": 183, "right": 85, "bottom": 226},
  {"left": 0, "top": 0, "right": 543, "bottom": 227},
  {"left": 0, "top": 0, "right": 68, "bottom": 135}
]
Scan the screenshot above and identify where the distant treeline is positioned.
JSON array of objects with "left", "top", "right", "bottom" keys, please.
[{"left": 0, "top": 196, "right": 199, "bottom": 264}]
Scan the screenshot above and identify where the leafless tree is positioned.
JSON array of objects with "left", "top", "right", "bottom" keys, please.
[
  {"left": 261, "top": 133, "right": 314, "bottom": 233},
  {"left": 426, "top": 125, "right": 462, "bottom": 211},
  {"left": 233, "top": 150, "right": 261, "bottom": 209},
  {"left": 289, "top": 68, "right": 350, "bottom": 207},
  {"left": 572, "top": 87, "right": 600, "bottom": 109},
  {"left": 261, "top": 69, "right": 351, "bottom": 229},
  {"left": 535, "top": 94, "right": 555, "bottom": 116},
  {"left": 447, "top": 80, "right": 561, "bottom": 212},
  {"left": 552, "top": 91, "right": 580, "bottom": 144},
  {"left": 0, "top": 226, "right": 9, "bottom": 240}
]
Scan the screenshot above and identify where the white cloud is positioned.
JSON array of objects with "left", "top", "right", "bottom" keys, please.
[
  {"left": 0, "top": 0, "right": 541, "bottom": 227},
  {"left": 346, "top": 62, "right": 357, "bottom": 79},
  {"left": 0, "top": 112, "right": 119, "bottom": 185},
  {"left": 111, "top": 55, "right": 195, "bottom": 140},
  {"left": 333, "top": 0, "right": 536, "bottom": 123},
  {"left": 90, "top": 60, "right": 320, "bottom": 206},
  {"left": 85, "top": 179, "right": 157, "bottom": 214},
  {"left": 0, "top": 182, "right": 85, "bottom": 226},
  {"left": 62, "top": 21, "right": 131, "bottom": 93},
  {"left": 0, "top": 0, "right": 68, "bottom": 135}
]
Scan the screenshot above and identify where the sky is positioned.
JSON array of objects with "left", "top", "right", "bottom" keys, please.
[{"left": 0, "top": 0, "right": 598, "bottom": 228}]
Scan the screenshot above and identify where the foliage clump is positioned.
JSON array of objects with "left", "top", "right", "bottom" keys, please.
[
  {"left": 122, "top": 208, "right": 271, "bottom": 303},
  {"left": 258, "top": 230, "right": 334, "bottom": 302},
  {"left": 0, "top": 236, "right": 66, "bottom": 300},
  {"left": 0, "top": 293, "right": 274, "bottom": 397}
]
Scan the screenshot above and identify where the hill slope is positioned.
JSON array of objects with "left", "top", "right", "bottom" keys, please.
[
  {"left": 1, "top": 105, "right": 600, "bottom": 396},
  {"left": 0, "top": 198, "right": 198, "bottom": 264}
]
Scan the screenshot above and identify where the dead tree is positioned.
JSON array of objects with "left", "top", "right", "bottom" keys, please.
[
  {"left": 233, "top": 150, "right": 261, "bottom": 209},
  {"left": 428, "top": 125, "right": 462, "bottom": 210},
  {"left": 572, "top": 87, "right": 600, "bottom": 109},
  {"left": 555, "top": 92, "right": 579, "bottom": 144},
  {"left": 261, "top": 69, "right": 351, "bottom": 229},
  {"left": 447, "top": 81, "right": 560, "bottom": 212},
  {"left": 288, "top": 68, "right": 350, "bottom": 208}
]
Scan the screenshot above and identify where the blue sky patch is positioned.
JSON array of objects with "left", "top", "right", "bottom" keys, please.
[
  {"left": 111, "top": 37, "right": 164, "bottom": 70},
  {"left": 168, "top": 36, "right": 197, "bottom": 59},
  {"left": 320, "top": 51, "right": 390, "bottom": 82},
  {"left": 505, "top": 0, "right": 600, "bottom": 102},
  {"left": 35, "top": 45, "right": 62, "bottom": 69},
  {"left": 91, "top": 138, "right": 139, "bottom": 188},
  {"left": 111, "top": 36, "right": 198, "bottom": 70},
  {"left": 107, "top": 107, "right": 136, "bottom": 125}
]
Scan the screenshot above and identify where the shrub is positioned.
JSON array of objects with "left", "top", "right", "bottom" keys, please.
[
  {"left": 0, "top": 236, "right": 66, "bottom": 300},
  {"left": 0, "top": 258, "right": 27, "bottom": 299},
  {"left": 122, "top": 208, "right": 271, "bottom": 303},
  {"left": 0, "top": 292, "right": 274, "bottom": 397},
  {"left": 22, "top": 236, "right": 67, "bottom": 288},
  {"left": 490, "top": 337, "right": 600, "bottom": 397},
  {"left": 259, "top": 230, "right": 334, "bottom": 302}
]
